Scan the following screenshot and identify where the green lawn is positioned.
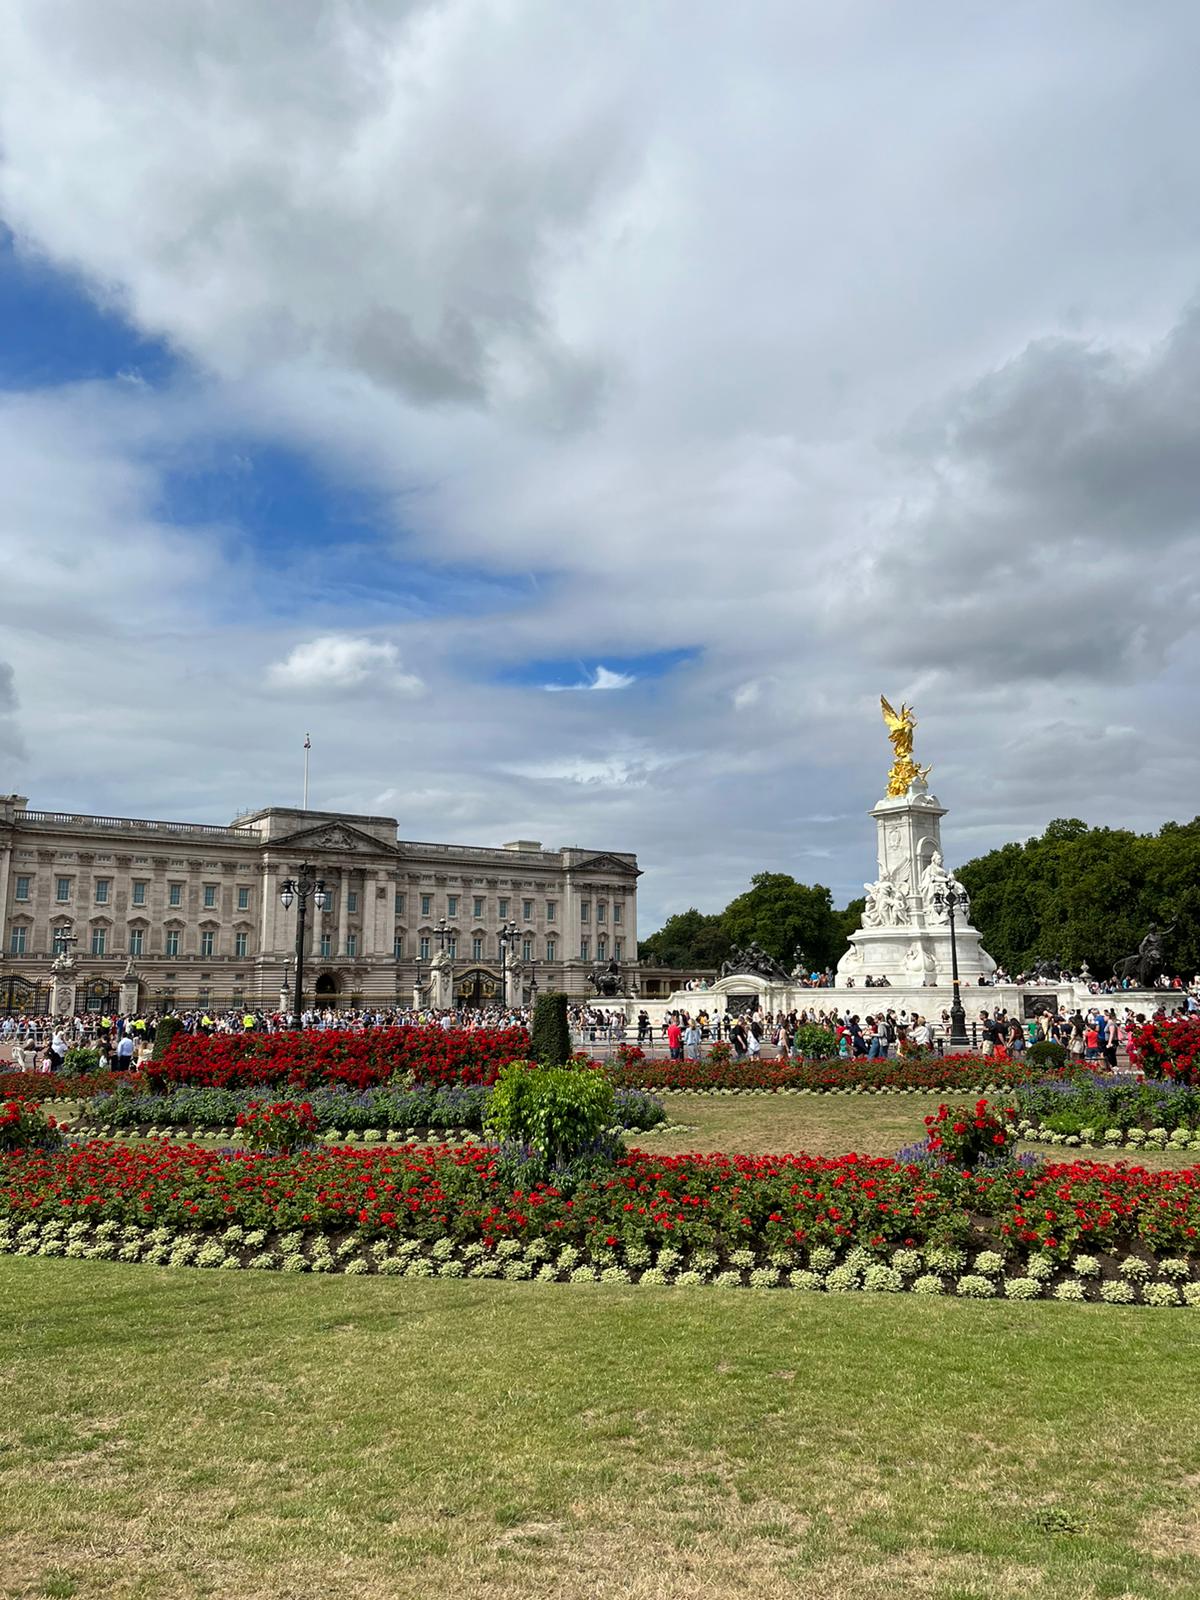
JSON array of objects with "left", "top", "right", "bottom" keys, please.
[
  {"left": 5, "top": 1094, "right": 1199, "bottom": 1598},
  {"left": 645, "top": 1091, "right": 1200, "bottom": 1167},
  {"left": 3, "top": 1258, "right": 1200, "bottom": 1600}
]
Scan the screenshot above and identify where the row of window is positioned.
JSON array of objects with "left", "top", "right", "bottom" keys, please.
[
  {"left": 9, "top": 924, "right": 624, "bottom": 963},
  {"left": 14, "top": 876, "right": 255, "bottom": 912},
  {"left": 14, "top": 879, "right": 626, "bottom": 926}
]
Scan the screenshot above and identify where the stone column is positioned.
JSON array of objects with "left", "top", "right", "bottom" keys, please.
[
  {"left": 50, "top": 975, "right": 77, "bottom": 1016},
  {"left": 118, "top": 977, "right": 141, "bottom": 1014},
  {"left": 337, "top": 867, "right": 349, "bottom": 957},
  {"left": 361, "top": 870, "right": 375, "bottom": 957}
]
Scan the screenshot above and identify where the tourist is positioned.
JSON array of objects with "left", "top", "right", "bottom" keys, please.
[
  {"left": 683, "top": 1021, "right": 701, "bottom": 1060},
  {"left": 666, "top": 1017, "right": 683, "bottom": 1060},
  {"left": 730, "top": 1019, "right": 748, "bottom": 1058}
]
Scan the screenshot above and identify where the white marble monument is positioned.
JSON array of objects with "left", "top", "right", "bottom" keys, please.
[{"left": 835, "top": 699, "right": 995, "bottom": 986}]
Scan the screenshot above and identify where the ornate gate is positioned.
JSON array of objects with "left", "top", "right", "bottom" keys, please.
[
  {"left": 0, "top": 975, "right": 50, "bottom": 1016},
  {"left": 455, "top": 968, "right": 499, "bottom": 1008},
  {"left": 80, "top": 978, "right": 120, "bottom": 1015}
]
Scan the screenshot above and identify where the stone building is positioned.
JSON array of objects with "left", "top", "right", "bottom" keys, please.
[{"left": 0, "top": 795, "right": 639, "bottom": 1014}]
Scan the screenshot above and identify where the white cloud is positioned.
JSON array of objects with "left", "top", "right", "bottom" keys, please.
[
  {"left": 266, "top": 636, "right": 423, "bottom": 695},
  {"left": 2, "top": 2, "right": 1200, "bottom": 927},
  {"left": 544, "top": 665, "right": 635, "bottom": 693}
]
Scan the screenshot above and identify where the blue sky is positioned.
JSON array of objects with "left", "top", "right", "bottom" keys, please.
[{"left": 2, "top": 1, "right": 1200, "bottom": 933}]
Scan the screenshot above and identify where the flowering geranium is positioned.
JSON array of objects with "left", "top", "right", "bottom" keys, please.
[
  {"left": 0, "top": 1098, "right": 62, "bottom": 1153},
  {"left": 924, "top": 1098, "right": 1013, "bottom": 1169},
  {"left": 152, "top": 1026, "right": 530, "bottom": 1092},
  {"left": 236, "top": 1100, "right": 319, "bottom": 1154},
  {"left": 606, "top": 1053, "right": 1065, "bottom": 1094},
  {"left": 1130, "top": 1018, "right": 1200, "bottom": 1085}
]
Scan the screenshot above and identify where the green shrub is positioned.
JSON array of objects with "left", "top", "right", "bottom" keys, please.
[
  {"left": 63, "top": 1046, "right": 101, "bottom": 1074},
  {"left": 530, "top": 991, "right": 572, "bottom": 1067},
  {"left": 485, "top": 1060, "right": 615, "bottom": 1169},
  {"left": 151, "top": 1015, "right": 183, "bottom": 1061},
  {"left": 794, "top": 1024, "right": 837, "bottom": 1059},
  {"left": 1026, "top": 1040, "right": 1069, "bottom": 1071}
]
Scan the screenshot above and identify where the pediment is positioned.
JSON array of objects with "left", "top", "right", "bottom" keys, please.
[
  {"left": 570, "top": 853, "right": 641, "bottom": 878},
  {"left": 273, "top": 821, "right": 397, "bottom": 856}
]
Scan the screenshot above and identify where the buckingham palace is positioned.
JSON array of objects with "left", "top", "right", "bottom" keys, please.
[{"left": 0, "top": 793, "right": 640, "bottom": 1014}]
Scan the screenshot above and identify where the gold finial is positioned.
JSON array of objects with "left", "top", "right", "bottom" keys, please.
[{"left": 880, "top": 695, "right": 931, "bottom": 797}]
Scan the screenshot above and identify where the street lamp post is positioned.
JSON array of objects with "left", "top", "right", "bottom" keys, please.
[
  {"left": 497, "top": 919, "right": 518, "bottom": 1010},
  {"left": 52, "top": 922, "right": 79, "bottom": 959},
  {"left": 933, "top": 885, "right": 970, "bottom": 1047},
  {"left": 279, "top": 865, "right": 329, "bottom": 1031}
]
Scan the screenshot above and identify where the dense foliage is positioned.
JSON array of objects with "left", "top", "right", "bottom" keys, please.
[
  {"left": 1009, "top": 1075, "right": 1200, "bottom": 1138},
  {"left": 0, "top": 1099, "right": 61, "bottom": 1153},
  {"left": 236, "top": 1100, "right": 320, "bottom": 1154},
  {"left": 957, "top": 815, "right": 1200, "bottom": 975},
  {"left": 638, "top": 872, "right": 840, "bottom": 971},
  {"left": 923, "top": 1099, "right": 1013, "bottom": 1168},
  {"left": 153, "top": 1026, "right": 530, "bottom": 1090}
]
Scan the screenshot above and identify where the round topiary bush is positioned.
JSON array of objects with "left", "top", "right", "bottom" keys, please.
[{"left": 1026, "top": 1040, "right": 1069, "bottom": 1072}]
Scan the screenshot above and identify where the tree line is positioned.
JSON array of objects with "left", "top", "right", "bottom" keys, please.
[{"left": 638, "top": 819, "right": 1200, "bottom": 978}]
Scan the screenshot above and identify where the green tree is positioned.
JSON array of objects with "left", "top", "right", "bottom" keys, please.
[
  {"left": 638, "top": 908, "right": 729, "bottom": 968},
  {"left": 721, "top": 872, "right": 838, "bottom": 971}
]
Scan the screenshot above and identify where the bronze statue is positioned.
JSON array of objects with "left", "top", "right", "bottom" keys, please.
[
  {"left": 589, "top": 957, "right": 625, "bottom": 998},
  {"left": 1114, "top": 923, "right": 1176, "bottom": 989},
  {"left": 880, "top": 695, "right": 932, "bottom": 797}
]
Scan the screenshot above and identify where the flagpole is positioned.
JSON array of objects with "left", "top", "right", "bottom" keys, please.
[{"left": 303, "top": 733, "right": 311, "bottom": 810}]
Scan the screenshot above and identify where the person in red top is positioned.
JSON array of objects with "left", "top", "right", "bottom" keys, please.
[{"left": 666, "top": 1019, "right": 683, "bottom": 1060}]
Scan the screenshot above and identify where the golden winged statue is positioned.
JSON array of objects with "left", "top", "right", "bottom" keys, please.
[{"left": 880, "top": 695, "right": 931, "bottom": 796}]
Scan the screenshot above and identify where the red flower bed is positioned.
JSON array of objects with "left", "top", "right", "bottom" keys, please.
[
  {"left": 2, "top": 1139, "right": 1195, "bottom": 1264},
  {"left": 151, "top": 1027, "right": 530, "bottom": 1091},
  {"left": 1131, "top": 1017, "right": 1200, "bottom": 1085},
  {"left": 0, "top": 1072, "right": 139, "bottom": 1101},
  {"left": 605, "top": 1053, "right": 1065, "bottom": 1092}
]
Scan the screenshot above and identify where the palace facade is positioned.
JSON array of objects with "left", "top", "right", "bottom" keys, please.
[{"left": 0, "top": 794, "right": 639, "bottom": 1014}]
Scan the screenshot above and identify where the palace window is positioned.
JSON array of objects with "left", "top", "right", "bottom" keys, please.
[
  {"left": 9, "top": 926, "right": 26, "bottom": 955},
  {"left": 522, "top": 938, "right": 532, "bottom": 962},
  {"left": 94, "top": 879, "right": 110, "bottom": 904},
  {"left": 447, "top": 938, "right": 457, "bottom": 960},
  {"left": 580, "top": 936, "right": 590, "bottom": 960},
  {"left": 203, "top": 885, "right": 217, "bottom": 909},
  {"left": 197, "top": 988, "right": 210, "bottom": 1007},
  {"left": 237, "top": 887, "right": 251, "bottom": 911},
  {"left": 420, "top": 894, "right": 432, "bottom": 917},
  {"left": 132, "top": 881, "right": 147, "bottom": 906},
  {"left": 597, "top": 902, "right": 606, "bottom": 923},
  {"left": 165, "top": 930, "right": 180, "bottom": 957},
  {"left": 345, "top": 934, "right": 358, "bottom": 958},
  {"left": 580, "top": 901, "right": 590, "bottom": 922},
  {"left": 613, "top": 902, "right": 623, "bottom": 923},
  {"left": 597, "top": 934, "right": 607, "bottom": 960},
  {"left": 320, "top": 933, "right": 332, "bottom": 958},
  {"left": 200, "top": 930, "right": 215, "bottom": 957},
  {"left": 395, "top": 891, "right": 406, "bottom": 915},
  {"left": 393, "top": 935, "right": 404, "bottom": 960},
  {"left": 546, "top": 901, "right": 556, "bottom": 922},
  {"left": 14, "top": 876, "right": 30, "bottom": 901},
  {"left": 55, "top": 877, "right": 71, "bottom": 902},
  {"left": 522, "top": 899, "right": 533, "bottom": 921},
  {"left": 447, "top": 895, "right": 458, "bottom": 917},
  {"left": 498, "top": 897, "right": 509, "bottom": 919},
  {"left": 473, "top": 897, "right": 484, "bottom": 918},
  {"left": 91, "top": 927, "right": 107, "bottom": 956},
  {"left": 128, "top": 929, "right": 144, "bottom": 957},
  {"left": 546, "top": 938, "right": 556, "bottom": 961},
  {"left": 234, "top": 932, "right": 248, "bottom": 958},
  {"left": 347, "top": 892, "right": 358, "bottom": 913},
  {"left": 614, "top": 938, "right": 623, "bottom": 960},
  {"left": 419, "top": 937, "right": 431, "bottom": 961},
  {"left": 168, "top": 882, "right": 183, "bottom": 908}
]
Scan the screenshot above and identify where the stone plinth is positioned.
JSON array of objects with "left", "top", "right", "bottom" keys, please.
[{"left": 836, "top": 784, "right": 995, "bottom": 986}]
